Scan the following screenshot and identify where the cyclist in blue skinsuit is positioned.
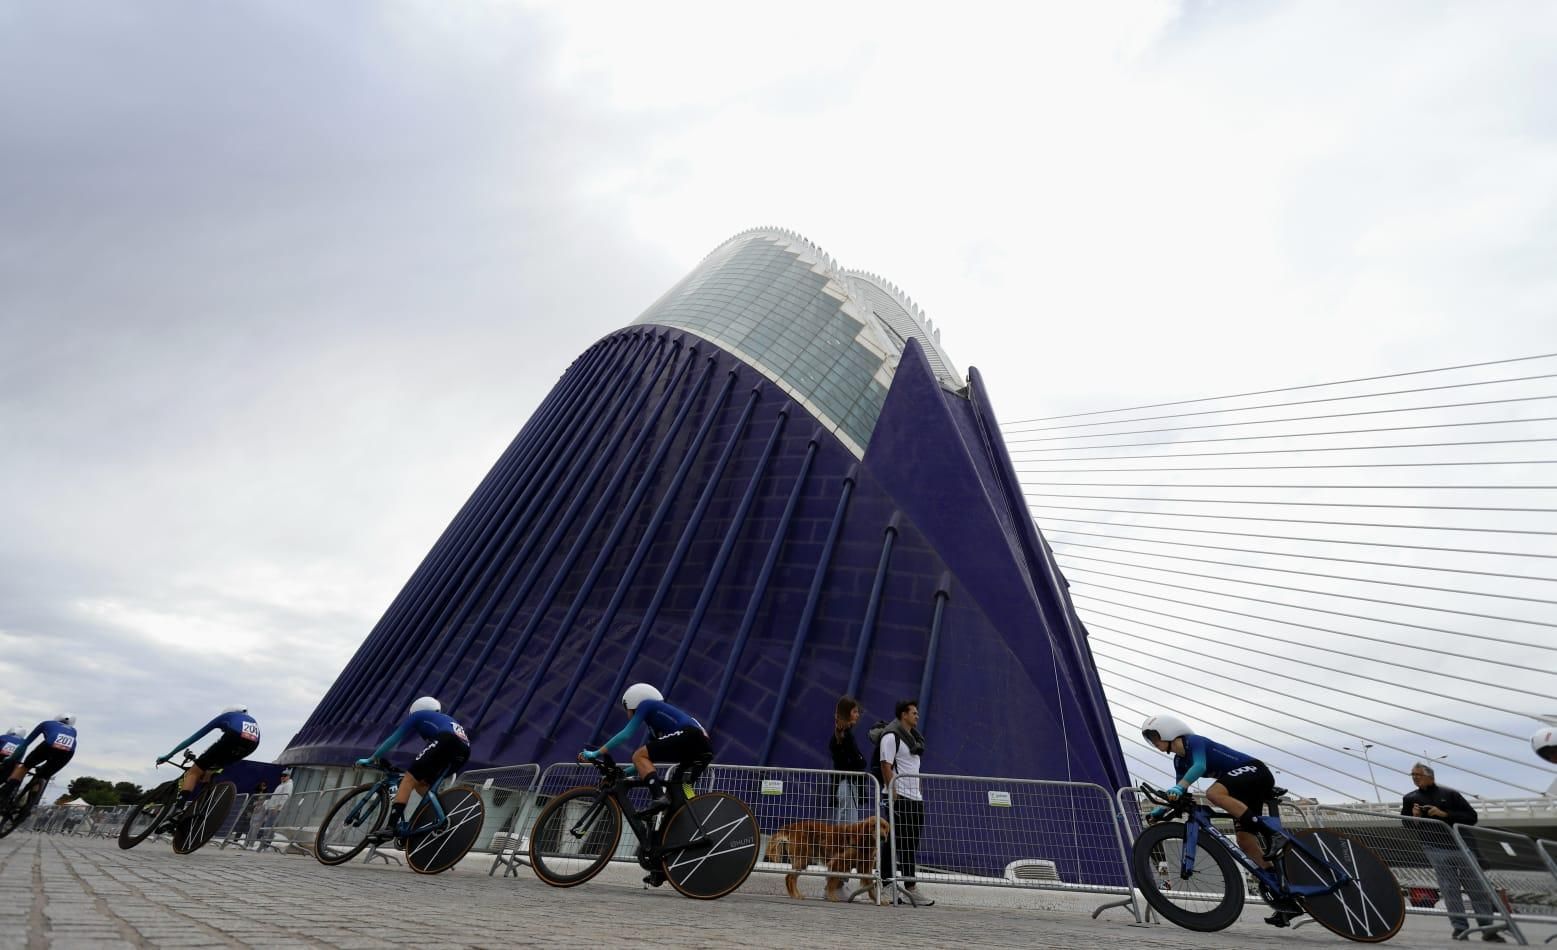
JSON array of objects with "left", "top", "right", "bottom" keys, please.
[
  {"left": 0, "top": 726, "right": 26, "bottom": 763},
  {"left": 0, "top": 715, "right": 78, "bottom": 807},
  {"left": 156, "top": 706, "right": 261, "bottom": 816},
  {"left": 1142, "top": 713, "right": 1300, "bottom": 926},
  {"left": 356, "top": 696, "right": 470, "bottom": 841},
  {"left": 581, "top": 683, "right": 711, "bottom": 804}
]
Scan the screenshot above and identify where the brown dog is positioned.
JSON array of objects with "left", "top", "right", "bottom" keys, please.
[{"left": 765, "top": 815, "right": 890, "bottom": 901}]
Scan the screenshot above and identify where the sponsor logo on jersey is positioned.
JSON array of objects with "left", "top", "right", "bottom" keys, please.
[{"left": 1225, "top": 764, "right": 1257, "bottom": 778}]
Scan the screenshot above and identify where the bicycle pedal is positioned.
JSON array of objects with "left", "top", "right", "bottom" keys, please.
[{"left": 642, "top": 872, "right": 666, "bottom": 888}]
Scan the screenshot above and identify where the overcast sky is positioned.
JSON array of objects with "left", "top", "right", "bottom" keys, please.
[{"left": 3, "top": 2, "right": 1555, "bottom": 796}]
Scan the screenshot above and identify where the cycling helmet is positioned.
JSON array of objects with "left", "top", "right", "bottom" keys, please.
[
  {"left": 7, "top": 725, "right": 24, "bottom": 737},
  {"left": 222, "top": 705, "right": 248, "bottom": 714},
  {"left": 622, "top": 683, "right": 662, "bottom": 712},
  {"left": 55, "top": 714, "right": 76, "bottom": 726},
  {"left": 409, "top": 696, "right": 441, "bottom": 715},
  {"left": 1533, "top": 725, "right": 1557, "bottom": 764},
  {"left": 1141, "top": 713, "right": 1193, "bottom": 748}
]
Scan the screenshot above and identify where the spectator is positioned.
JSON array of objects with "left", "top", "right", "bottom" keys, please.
[
  {"left": 830, "top": 696, "right": 867, "bottom": 822},
  {"left": 231, "top": 781, "right": 268, "bottom": 848},
  {"left": 253, "top": 769, "right": 293, "bottom": 852},
  {"left": 1401, "top": 762, "right": 1505, "bottom": 942},
  {"left": 878, "top": 698, "right": 932, "bottom": 907}
]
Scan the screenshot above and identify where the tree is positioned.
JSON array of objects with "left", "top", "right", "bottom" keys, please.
[
  {"left": 66, "top": 776, "right": 119, "bottom": 806},
  {"left": 113, "top": 781, "right": 144, "bottom": 803}
]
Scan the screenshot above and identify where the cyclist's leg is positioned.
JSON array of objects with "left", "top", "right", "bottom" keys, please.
[
  {"left": 394, "top": 733, "right": 463, "bottom": 831},
  {"left": 640, "top": 728, "right": 709, "bottom": 802},
  {"left": 1207, "top": 762, "right": 1277, "bottom": 869}
]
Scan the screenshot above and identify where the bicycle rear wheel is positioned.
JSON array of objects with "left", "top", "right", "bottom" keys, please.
[
  {"left": 315, "top": 782, "right": 390, "bottom": 866},
  {"left": 0, "top": 779, "right": 43, "bottom": 838},
  {"left": 406, "top": 786, "right": 486, "bottom": 874},
  {"left": 660, "top": 792, "right": 759, "bottom": 900},
  {"left": 528, "top": 787, "right": 622, "bottom": 887},
  {"left": 1283, "top": 829, "right": 1405, "bottom": 943},
  {"left": 119, "top": 781, "right": 178, "bottom": 850},
  {"left": 1131, "top": 822, "right": 1245, "bottom": 932},
  {"left": 174, "top": 781, "right": 236, "bottom": 854}
]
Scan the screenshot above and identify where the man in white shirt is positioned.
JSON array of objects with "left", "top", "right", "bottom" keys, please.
[
  {"left": 252, "top": 769, "right": 293, "bottom": 851},
  {"left": 879, "top": 699, "right": 933, "bottom": 906}
]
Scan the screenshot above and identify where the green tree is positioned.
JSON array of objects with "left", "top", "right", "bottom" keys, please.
[
  {"left": 66, "top": 776, "right": 119, "bottom": 806},
  {"left": 113, "top": 781, "right": 144, "bottom": 803}
]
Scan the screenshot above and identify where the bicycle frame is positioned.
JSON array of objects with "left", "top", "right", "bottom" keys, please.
[
  {"left": 573, "top": 758, "right": 710, "bottom": 863},
  {"left": 344, "top": 763, "right": 454, "bottom": 836},
  {"left": 1171, "top": 798, "right": 1355, "bottom": 901}
]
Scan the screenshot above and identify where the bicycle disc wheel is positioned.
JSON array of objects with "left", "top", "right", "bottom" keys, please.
[
  {"left": 0, "top": 780, "right": 39, "bottom": 838},
  {"left": 315, "top": 783, "right": 390, "bottom": 866},
  {"left": 528, "top": 787, "right": 622, "bottom": 887},
  {"left": 119, "top": 781, "right": 179, "bottom": 850},
  {"left": 406, "top": 786, "right": 486, "bottom": 875},
  {"left": 1283, "top": 830, "right": 1405, "bottom": 943},
  {"left": 660, "top": 792, "right": 760, "bottom": 900},
  {"left": 1131, "top": 822, "right": 1245, "bottom": 932},
  {"left": 174, "top": 781, "right": 236, "bottom": 854}
]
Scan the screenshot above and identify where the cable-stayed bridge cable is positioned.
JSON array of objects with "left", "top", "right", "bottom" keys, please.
[{"left": 1009, "top": 416, "right": 1557, "bottom": 453}]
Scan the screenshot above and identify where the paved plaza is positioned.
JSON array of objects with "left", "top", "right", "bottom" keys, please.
[{"left": 1, "top": 834, "right": 1550, "bottom": 949}]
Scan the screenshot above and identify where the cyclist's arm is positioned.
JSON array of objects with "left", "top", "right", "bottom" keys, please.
[
  {"left": 585, "top": 707, "right": 647, "bottom": 759},
  {"left": 1173, "top": 740, "right": 1209, "bottom": 792},
  {"left": 159, "top": 720, "right": 217, "bottom": 763},
  {"left": 366, "top": 723, "right": 411, "bottom": 762}
]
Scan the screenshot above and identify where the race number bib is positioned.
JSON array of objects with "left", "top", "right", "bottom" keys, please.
[
  {"left": 451, "top": 722, "right": 469, "bottom": 744},
  {"left": 0, "top": 741, "right": 17, "bottom": 757},
  {"left": 52, "top": 734, "right": 75, "bottom": 751},
  {"left": 241, "top": 721, "right": 260, "bottom": 742}
]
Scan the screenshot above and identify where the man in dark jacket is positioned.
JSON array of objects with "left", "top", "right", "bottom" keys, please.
[{"left": 1401, "top": 763, "right": 1505, "bottom": 942}]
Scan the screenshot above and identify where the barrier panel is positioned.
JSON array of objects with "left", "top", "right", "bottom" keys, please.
[
  {"left": 263, "top": 786, "right": 354, "bottom": 855},
  {"left": 459, "top": 764, "right": 542, "bottom": 876},
  {"left": 1457, "top": 824, "right": 1553, "bottom": 941},
  {"left": 702, "top": 764, "right": 882, "bottom": 901},
  {"left": 1314, "top": 805, "right": 1522, "bottom": 942},
  {"left": 891, "top": 774, "right": 1141, "bottom": 920},
  {"left": 1539, "top": 839, "right": 1557, "bottom": 882}
]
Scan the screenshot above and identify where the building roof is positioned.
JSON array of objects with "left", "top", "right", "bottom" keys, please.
[{"left": 632, "top": 227, "right": 963, "bottom": 456}]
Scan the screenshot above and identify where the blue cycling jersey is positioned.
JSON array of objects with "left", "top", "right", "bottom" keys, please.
[
  {"left": 369, "top": 710, "right": 469, "bottom": 761},
  {"left": 0, "top": 733, "right": 24, "bottom": 760},
  {"left": 1173, "top": 735, "right": 1256, "bottom": 786},
  {"left": 7, "top": 721, "right": 78, "bottom": 765},
  {"left": 591, "top": 699, "right": 705, "bottom": 759},
  {"left": 161, "top": 711, "right": 260, "bottom": 762}
]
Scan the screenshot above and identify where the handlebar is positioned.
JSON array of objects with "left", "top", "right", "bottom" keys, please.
[
  {"left": 1139, "top": 782, "right": 1194, "bottom": 820},
  {"left": 155, "top": 750, "right": 199, "bottom": 768},
  {"left": 580, "top": 751, "right": 626, "bottom": 783}
]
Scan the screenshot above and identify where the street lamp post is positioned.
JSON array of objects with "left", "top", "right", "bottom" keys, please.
[{"left": 1344, "top": 741, "right": 1382, "bottom": 804}]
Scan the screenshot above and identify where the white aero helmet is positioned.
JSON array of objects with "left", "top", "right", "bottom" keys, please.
[
  {"left": 222, "top": 706, "right": 248, "bottom": 714},
  {"left": 1141, "top": 714, "right": 1193, "bottom": 748},
  {"left": 55, "top": 714, "right": 76, "bottom": 726},
  {"left": 8, "top": 725, "right": 25, "bottom": 737},
  {"left": 1533, "top": 726, "right": 1557, "bottom": 764},
  {"left": 622, "top": 683, "right": 663, "bottom": 712},
  {"left": 409, "top": 696, "right": 441, "bottom": 715}
]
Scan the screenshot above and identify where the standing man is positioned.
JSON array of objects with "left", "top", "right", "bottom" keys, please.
[
  {"left": 878, "top": 699, "right": 933, "bottom": 907},
  {"left": 253, "top": 769, "right": 293, "bottom": 851},
  {"left": 1401, "top": 762, "right": 1505, "bottom": 943}
]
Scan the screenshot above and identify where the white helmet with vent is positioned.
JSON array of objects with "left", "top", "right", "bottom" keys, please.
[
  {"left": 1141, "top": 714, "right": 1193, "bottom": 749},
  {"left": 622, "top": 683, "right": 663, "bottom": 712},
  {"left": 409, "top": 696, "right": 441, "bottom": 715},
  {"left": 1533, "top": 725, "right": 1557, "bottom": 764}
]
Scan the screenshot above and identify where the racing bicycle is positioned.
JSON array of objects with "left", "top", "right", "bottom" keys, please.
[
  {"left": 528, "top": 752, "right": 759, "bottom": 900},
  {"left": 118, "top": 749, "right": 238, "bottom": 854},
  {"left": 1131, "top": 782, "right": 1404, "bottom": 942},
  {"left": 314, "top": 757, "right": 485, "bottom": 874},
  {"left": 0, "top": 765, "right": 51, "bottom": 838}
]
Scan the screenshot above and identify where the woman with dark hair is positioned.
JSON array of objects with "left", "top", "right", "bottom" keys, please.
[{"left": 830, "top": 696, "right": 866, "bottom": 822}]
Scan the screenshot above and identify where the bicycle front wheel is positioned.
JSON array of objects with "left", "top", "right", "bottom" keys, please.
[
  {"left": 1283, "top": 829, "right": 1405, "bottom": 943},
  {"left": 174, "top": 781, "right": 237, "bottom": 854},
  {"left": 119, "top": 781, "right": 179, "bottom": 850},
  {"left": 315, "top": 783, "right": 390, "bottom": 866},
  {"left": 528, "top": 787, "right": 622, "bottom": 887},
  {"left": 660, "top": 792, "right": 760, "bottom": 900},
  {"left": 406, "top": 786, "right": 486, "bottom": 875},
  {"left": 1131, "top": 822, "right": 1245, "bottom": 932},
  {"left": 0, "top": 779, "right": 40, "bottom": 838}
]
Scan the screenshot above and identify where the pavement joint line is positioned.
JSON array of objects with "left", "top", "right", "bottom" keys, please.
[
  {"left": 28, "top": 839, "right": 49, "bottom": 950},
  {"left": 45, "top": 837, "right": 148, "bottom": 947}
]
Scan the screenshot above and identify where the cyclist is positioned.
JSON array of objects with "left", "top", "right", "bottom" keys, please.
[
  {"left": 355, "top": 696, "right": 469, "bottom": 843},
  {"left": 0, "top": 726, "right": 26, "bottom": 762},
  {"left": 155, "top": 706, "right": 260, "bottom": 818},
  {"left": 1141, "top": 713, "right": 1300, "bottom": 927},
  {"left": 580, "top": 683, "right": 711, "bottom": 887},
  {"left": 1533, "top": 724, "right": 1556, "bottom": 764},
  {"left": 0, "top": 714, "right": 78, "bottom": 808}
]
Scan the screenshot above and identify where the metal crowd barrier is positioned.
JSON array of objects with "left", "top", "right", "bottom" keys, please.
[
  {"left": 1456, "top": 824, "right": 1555, "bottom": 942},
  {"left": 1313, "top": 804, "right": 1526, "bottom": 943},
  {"left": 703, "top": 764, "right": 883, "bottom": 902},
  {"left": 261, "top": 786, "right": 354, "bottom": 855},
  {"left": 891, "top": 774, "right": 1142, "bottom": 921},
  {"left": 460, "top": 764, "right": 542, "bottom": 875}
]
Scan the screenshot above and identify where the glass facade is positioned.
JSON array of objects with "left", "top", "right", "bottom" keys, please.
[{"left": 633, "top": 229, "right": 962, "bottom": 456}]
